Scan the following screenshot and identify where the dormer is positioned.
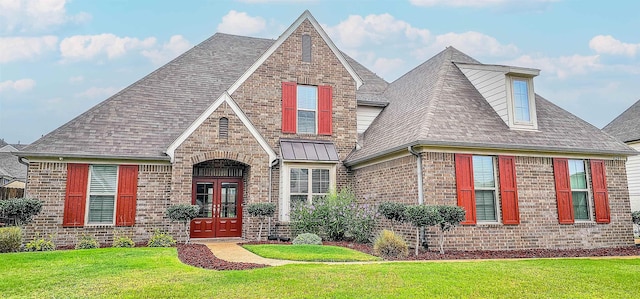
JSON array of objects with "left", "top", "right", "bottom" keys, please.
[{"left": 455, "top": 62, "right": 540, "bottom": 131}]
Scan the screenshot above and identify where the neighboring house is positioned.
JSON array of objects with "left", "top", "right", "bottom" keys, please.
[
  {"left": 603, "top": 99, "right": 640, "bottom": 212},
  {"left": 0, "top": 144, "right": 27, "bottom": 190},
  {"left": 19, "top": 11, "right": 636, "bottom": 250}
]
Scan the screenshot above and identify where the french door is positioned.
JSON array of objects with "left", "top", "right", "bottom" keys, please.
[{"left": 190, "top": 178, "right": 243, "bottom": 238}]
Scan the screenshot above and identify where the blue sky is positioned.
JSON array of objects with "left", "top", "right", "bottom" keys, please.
[{"left": 1, "top": 0, "right": 639, "bottom": 144}]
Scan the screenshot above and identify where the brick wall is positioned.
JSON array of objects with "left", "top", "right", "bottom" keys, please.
[
  {"left": 24, "top": 162, "right": 174, "bottom": 246},
  {"left": 354, "top": 152, "right": 635, "bottom": 250}
]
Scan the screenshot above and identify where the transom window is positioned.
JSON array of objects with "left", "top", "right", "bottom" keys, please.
[
  {"left": 473, "top": 155, "right": 497, "bottom": 222},
  {"left": 87, "top": 165, "right": 117, "bottom": 224},
  {"left": 568, "top": 159, "right": 590, "bottom": 220},
  {"left": 297, "top": 85, "right": 317, "bottom": 134},
  {"left": 513, "top": 79, "right": 530, "bottom": 122}
]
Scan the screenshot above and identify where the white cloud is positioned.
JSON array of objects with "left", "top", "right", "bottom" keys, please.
[
  {"left": 74, "top": 86, "right": 120, "bottom": 99},
  {"left": 324, "top": 13, "right": 430, "bottom": 49},
  {"left": 409, "top": 0, "right": 557, "bottom": 7},
  {"left": 0, "top": 36, "right": 58, "bottom": 63},
  {"left": 60, "top": 34, "right": 157, "bottom": 61},
  {"left": 0, "top": 79, "right": 36, "bottom": 92},
  {"left": 372, "top": 57, "right": 405, "bottom": 79},
  {"left": 506, "top": 54, "right": 601, "bottom": 79},
  {"left": 589, "top": 35, "right": 640, "bottom": 57},
  {"left": 415, "top": 31, "right": 518, "bottom": 59},
  {"left": 68, "top": 76, "right": 84, "bottom": 84},
  {"left": 141, "top": 35, "right": 192, "bottom": 65},
  {"left": 0, "top": 0, "right": 91, "bottom": 33},
  {"left": 217, "top": 10, "right": 266, "bottom": 36}
]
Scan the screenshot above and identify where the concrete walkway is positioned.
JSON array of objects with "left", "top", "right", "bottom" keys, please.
[{"left": 203, "top": 242, "right": 299, "bottom": 266}]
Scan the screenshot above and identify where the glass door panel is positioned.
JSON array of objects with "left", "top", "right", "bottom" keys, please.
[
  {"left": 195, "top": 183, "right": 213, "bottom": 218},
  {"left": 220, "top": 183, "right": 237, "bottom": 218}
]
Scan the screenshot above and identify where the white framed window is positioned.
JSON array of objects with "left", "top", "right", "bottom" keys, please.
[
  {"left": 297, "top": 85, "right": 317, "bottom": 134},
  {"left": 86, "top": 165, "right": 118, "bottom": 225},
  {"left": 473, "top": 155, "right": 499, "bottom": 222},
  {"left": 568, "top": 159, "right": 591, "bottom": 221},
  {"left": 281, "top": 162, "right": 336, "bottom": 221},
  {"left": 506, "top": 76, "right": 538, "bottom": 130}
]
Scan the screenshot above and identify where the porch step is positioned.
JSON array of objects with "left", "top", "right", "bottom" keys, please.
[{"left": 191, "top": 237, "right": 244, "bottom": 244}]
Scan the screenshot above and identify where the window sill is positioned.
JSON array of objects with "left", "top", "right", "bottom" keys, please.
[{"left": 476, "top": 222, "right": 501, "bottom": 227}]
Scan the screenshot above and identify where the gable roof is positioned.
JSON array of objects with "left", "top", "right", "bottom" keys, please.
[
  {"left": 0, "top": 152, "right": 27, "bottom": 180},
  {"left": 603, "top": 99, "right": 640, "bottom": 143},
  {"left": 21, "top": 11, "right": 378, "bottom": 161},
  {"left": 346, "top": 47, "right": 636, "bottom": 165}
]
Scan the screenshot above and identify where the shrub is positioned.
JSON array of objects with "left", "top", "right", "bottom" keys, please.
[
  {"left": 632, "top": 211, "right": 640, "bottom": 225},
  {"left": 434, "top": 205, "right": 466, "bottom": 254},
  {"left": 246, "top": 203, "right": 276, "bottom": 240},
  {"left": 404, "top": 205, "right": 441, "bottom": 256},
  {"left": 348, "top": 203, "right": 378, "bottom": 243},
  {"left": 0, "top": 226, "right": 22, "bottom": 253},
  {"left": 147, "top": 230, "right": 176, "bottom": 247},
  {"left": 25, "top": 236, "right": 55, "bottom": 252},
  {"left": 378, "top": 202, "right": 407, "bottom": 230},
  {"left": 75, "top": 235, "right": 99, "bottom": 250},
  {"left": 166, "top": 204, "right": 199, "bottom": 244},
  {"left": 112, "top": 236, "right": 135, "bottom": 248},
  {"left": 290, "top": 188, "right": 377, "bottom": 243},
  {"left": 373, "top": 229, "right": 408, "bottom": 259},
  {"left": 0, "top": 198, "right": 43, "bottom": 226},
  {"left": 292, "top": 233, "right": 322, "bottom": 245}
]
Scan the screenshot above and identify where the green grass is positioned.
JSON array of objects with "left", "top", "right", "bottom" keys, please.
[
  {"left": 242, "top": 244, "right": 382, "bottom": 262},
  {"left": 1, "top": 248, "right": 639, "bottom": 298}
]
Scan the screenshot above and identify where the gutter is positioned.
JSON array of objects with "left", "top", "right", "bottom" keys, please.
[
  {"left": 18, "top": 157, "right": 29, "bottom": 197},
  {"left": 16, "top": 152, "right": 171, "bottom": 162},
  {"left": 345, "top": 140, "right": 638, "bottom": 167},
  {"left": 408, "top": 145, "right": 426, "bottom": 248}
]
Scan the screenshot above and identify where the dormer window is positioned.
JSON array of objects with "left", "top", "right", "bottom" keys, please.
[{"left": 507, "top": 76, "right": 537, "bottom": 130}]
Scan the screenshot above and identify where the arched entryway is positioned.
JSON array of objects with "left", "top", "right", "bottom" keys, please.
[{"left": 190, "top": 159, "right": 247, "bottom": 238}]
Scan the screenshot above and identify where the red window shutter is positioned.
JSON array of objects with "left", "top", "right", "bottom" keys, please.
[
  {"left": 590, "top": 160, "right": 610, "bottom": 223},
  {"left": 116, "top": 165, "right": 138, "bottom": 226},
  {"left": 498, "top": 156, "right": 520, "bottom": 225},
  {"left": 455, "top": 154, "right": 476, "bottom": 225},
  {"left": 317, "top": 85, "right": 333, "bottom": 135},
  {"left": 282, "top": 82, "right": 297, "bottom": 133},
  {"left": 63, "top": 163, "right": 89, "bottom": 227},
  {"left": 553, "top": 158, "right": 574, "bottom": 224}
]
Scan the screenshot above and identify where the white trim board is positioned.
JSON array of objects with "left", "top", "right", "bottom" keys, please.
[
  {"left": 165, "top": 92, "right": 277, "bottom": 163},
  {"left": 227, "top": 10, "right": 363, "bottom": 95}
]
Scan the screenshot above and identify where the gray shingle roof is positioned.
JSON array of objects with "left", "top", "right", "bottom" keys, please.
[
  {"left": 342, "top": 53, "right": 389, "bottom": 104},
  {"left": 22, "top": 33, "right": 387, "bottom": 160},
  {"left": 0, "top": 153, "right": 27, "bottom": 180},
  {"left": 346, "top": 47, "right": 636, "bottom": 165},
  {"left": 603, "top": 99, "right": 640, "bottom": 143}
]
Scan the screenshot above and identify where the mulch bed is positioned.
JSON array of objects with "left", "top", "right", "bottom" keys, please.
[
  {"left": 242, "top": 240, "right": 640, "bottom": 261},
  {"left": 177, "top": 244, "right": 268, "bottom": 271}
]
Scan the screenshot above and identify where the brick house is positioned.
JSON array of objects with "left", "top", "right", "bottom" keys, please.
[{"left": 19, "top": 11, "right": 637, "bottom": 250}]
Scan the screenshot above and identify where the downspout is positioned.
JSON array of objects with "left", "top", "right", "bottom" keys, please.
[
  {"left": 18, "top": 157, "right": 29, "bottom": 197},
  {"left": 268, "top": 158, "right": 280, "bottom": 237},
  {"left": 408, "top": 146, "right": 426, "bottom": 248}
]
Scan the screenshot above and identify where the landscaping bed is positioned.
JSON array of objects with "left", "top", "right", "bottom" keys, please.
[{"left": 243, "top": 240, "right": 640, "bottom": 261}]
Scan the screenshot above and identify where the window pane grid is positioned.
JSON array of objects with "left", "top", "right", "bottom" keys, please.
[
  {"left": 289, "top": 167, "right": 330, "bottom": 210},
  {"left": 297, "top": 85, "right": 317, "bottom": 134},
  {"left": 472, "top": 156, "right": 497, "bottom": 222},
  {"left": 513, "top": 79, "right": 530, "bottom": 122},
  {"left": 88, "top": 165, "right": 117, "bottom": 224},
  {"left": 568, "top": 159, "right": 590, "bottom": 220}
]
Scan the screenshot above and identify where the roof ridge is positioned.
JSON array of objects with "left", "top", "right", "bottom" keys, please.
[
  {"left": 603, "top": 98, "right": 640, "bottom": 130},
  {"left": 418, "top": 47, "right": 455, "bottom": 139}
]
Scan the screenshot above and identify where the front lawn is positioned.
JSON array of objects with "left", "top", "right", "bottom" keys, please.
[
  {"left": 242, "top": 244, "right": 382, "bottom": 262},
  {"left": 1, "top": 248, "right": 639, "bottom": 298}
]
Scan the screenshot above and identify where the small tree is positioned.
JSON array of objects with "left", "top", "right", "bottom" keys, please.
[
  {"left": 246, "top": 202, "right": 276, "bottom": 240},
  {"left": 632, "top": 211, "right": 640, "bottom": 226},
  {"left": 404, "top": 205, "right": 440, "bottom": 256},
  {"left": 378, "top": 202, "right": 407, "bottom": 231},
  {"left": 434, "top": 205, "right": 466, "bottom": 254},
  {"left": 166, "top": 204, "right": 199, "bottom": 244},
  {"left": 0, "top": 198, "right": 43, "bottom": 226}
]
